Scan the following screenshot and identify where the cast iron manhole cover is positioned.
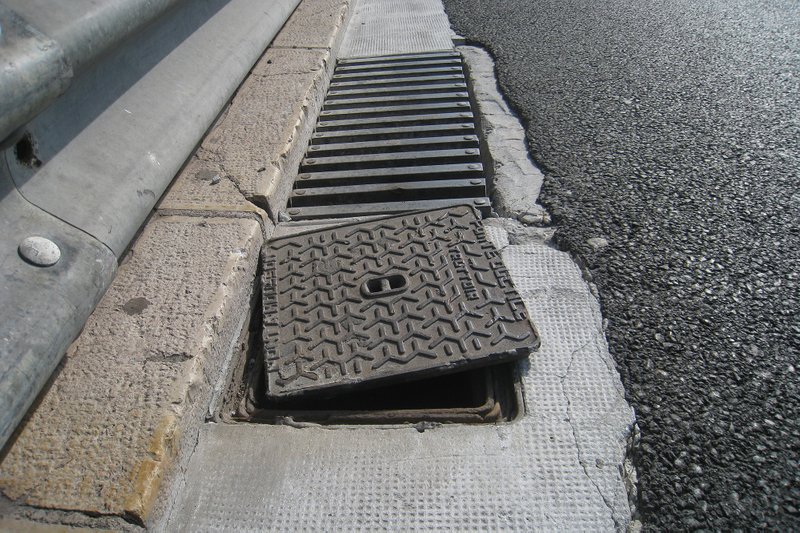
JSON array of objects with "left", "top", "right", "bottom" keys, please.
[
  {"left": 262, "top": 205, "right": 538, "bottom": 399},
  {"left": 286, "top": 51, "right": 490, "bottom": 220}
]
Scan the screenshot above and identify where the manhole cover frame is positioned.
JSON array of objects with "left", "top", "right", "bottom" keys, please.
[{"left": 262, "top": 205, "right": 540, "bottom": 399}]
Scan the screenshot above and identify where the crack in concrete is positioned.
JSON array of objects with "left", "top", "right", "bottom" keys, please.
[
  {"left": 587, "top": 307, "right": 630, "bottom": 407},
  {"left": 558, "top": 339, "right": 624, "bottom": 531},
  {"left": 251, "top": 69, "right": 324, "bottom": 78}
]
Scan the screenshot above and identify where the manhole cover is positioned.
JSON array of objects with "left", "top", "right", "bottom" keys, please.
[{"left": 262, "top": 205, "right": 538, "bottom": 399}]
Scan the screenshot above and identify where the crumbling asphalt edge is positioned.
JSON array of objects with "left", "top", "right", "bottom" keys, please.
[{"left": 461, "top": 44, "right": 641, "bottom": 529}]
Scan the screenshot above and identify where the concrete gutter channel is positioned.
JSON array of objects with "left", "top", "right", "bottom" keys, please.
[{"left": 0, "top": 0, "right": 638, "bottom": 530}]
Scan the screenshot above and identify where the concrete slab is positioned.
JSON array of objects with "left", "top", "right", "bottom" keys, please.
[
  {"left": 166, "top": 223, "right": 635, "bottom": 531},
  {"left": 272, "top": 0, "right": 351, "bottom": 50},
  {"left": 0, "top": 216, "right": 262, "bottom": 528},
  {"left": 339, "top": 0, "right": 456, "bottom": 58}
]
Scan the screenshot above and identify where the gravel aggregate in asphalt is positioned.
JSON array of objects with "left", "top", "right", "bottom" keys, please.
[{"left": 443, "top": 0, "right": 799, "bottom": 529}]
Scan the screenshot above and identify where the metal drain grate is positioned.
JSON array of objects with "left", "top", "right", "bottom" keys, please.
[{"left": 286, "top": 51, "right": 490, "bottom": 220}]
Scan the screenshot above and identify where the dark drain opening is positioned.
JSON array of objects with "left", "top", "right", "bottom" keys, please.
[
  {"left": 231, "top": 301, "right": 523, "bottom": 425},
  {"left": 290, "top": 181, "right": 483, "bottom": 207},
  {"left": 249, "top": 368, "right": 522, "bottom": 425}
]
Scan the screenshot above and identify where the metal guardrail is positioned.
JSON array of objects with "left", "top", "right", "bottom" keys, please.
[
  {"left": 0, "top": 0, "right": 189, "bottom": 143},
  {"left": 0, "top": 0, "right": 301, "bottom": 449}
]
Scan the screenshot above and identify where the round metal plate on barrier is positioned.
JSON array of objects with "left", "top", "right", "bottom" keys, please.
[{"left": 18, "top": 236, "right": 61, "bottom": 266}]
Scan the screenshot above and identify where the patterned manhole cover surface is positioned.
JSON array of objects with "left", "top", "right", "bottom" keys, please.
[{"left": 262, "top": 206, "right": 538, "bottom": 399}]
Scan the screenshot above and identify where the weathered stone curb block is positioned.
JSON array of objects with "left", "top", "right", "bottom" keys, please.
[{"left": 0, "top": 217, "right": 262, "bottom": 527}]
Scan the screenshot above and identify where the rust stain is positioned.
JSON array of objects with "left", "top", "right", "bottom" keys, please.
[{"left": 123, "top": 414, "right": 180, "bottom": 523}]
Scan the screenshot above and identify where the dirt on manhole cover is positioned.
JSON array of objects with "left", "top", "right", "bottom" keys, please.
[{"left": 262, "top": 205, "right": 539, "bottom": 399}]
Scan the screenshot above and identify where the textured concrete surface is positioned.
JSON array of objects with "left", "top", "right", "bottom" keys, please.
[
  {"left": 339, "top": 0, "right": 455, "bottom": 58},
  {"left": 0, "top": 216, "right": 262, "bottom": 527},
  {"left": 167, "top": 221, "right": 635, "bottom": 531},
  {"left": 444, "top": 0, "right": 800, "bottom": 528}
]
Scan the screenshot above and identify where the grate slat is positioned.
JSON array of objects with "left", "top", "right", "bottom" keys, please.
[
  {"left": 292, "top": 177, "right": 483, "bottom": 196},
  {"left": 306, "top": 135, "right": 479, "bottom": 156},
  {"left": 335, "top": 58, "right": 463, "bottom": 73},
  {"left": 329, "top": 74, "right": 465, "bottom": 89},
  {"left": 323, "top": 92, "right": 470, "bottom": 108},
  {"left": 338, "top": 51, "right": 460, "bottom": 65},
  {"left": 316, "top": 112, "right": 473, "bottom": 130},
  {"left": 295, "top": 163, "right": 484, "bottom": 186},
  {"left": 318, "top": 102, "right": 471, "bottom": 120},
  {"left": 286, "top": 51, "right": 489, "bottom": 220},
  {"left": 332, "top": 66, "right": 463, "bottom": 81},
  {"left": 300, "top": 149, "right": 481, "bottom": 172},
  {"left": 312, "top": 124, "right": 475, "bottom": 144},
  {"left": 286, "top": 198, "right": 491, "bottom": 219},
  {"left": 325, "top": 83, "right": 468, "bottom": 99}
]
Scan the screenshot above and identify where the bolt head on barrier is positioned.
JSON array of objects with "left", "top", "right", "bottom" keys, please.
[{"left": 18, "top": 236, "right": 61, "bottom": 266}]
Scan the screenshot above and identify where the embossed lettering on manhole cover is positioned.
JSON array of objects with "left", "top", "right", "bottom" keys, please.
[{"left": 262, "top": 206, "right": 538, "bottom": 398}]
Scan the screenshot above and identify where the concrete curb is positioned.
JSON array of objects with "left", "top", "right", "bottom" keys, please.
[
  {"left": 0, "top": 217, "right": 262, "bottom": 529},
  {"left": 0, "top": 0, "right": 355, "bottom": 528},
  {"left": 460, "top": 46, "right": 549, "bottom": 223}
]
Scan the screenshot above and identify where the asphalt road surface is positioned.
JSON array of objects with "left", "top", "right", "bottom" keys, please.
[{"left": 442, "top": 0, "right": 799, "bottom": 529}]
